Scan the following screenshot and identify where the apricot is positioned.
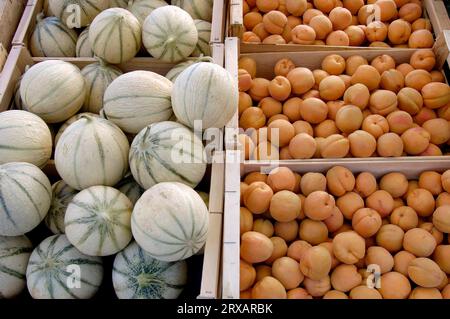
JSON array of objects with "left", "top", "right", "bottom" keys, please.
[
  {"left": 301, "top": 172, "right": 326, "bottom": 195},
  {"left": 332, "top": 231, "right": 365, "bottom": 264},
  {"left": 406, "top": 188, "right": 435, "bottom": 217},
  {"left": 287, "top": 67, "right": 315, "bottom": 94},
  {"left": 240, "top": 107, "right": 266, "bottom": 130},
  {"left": 243, "top": 31, "right": 261, "bottom": 43},
  {"left": 361, "top": 115, "right": 388, "bottom": 139},
  {"left": 386, "top": 111, "right": 413, "bottom": 135},
  {"left": 414, "top": 107, "right": 437, "bottom": 126},
  {"left": 291, "top": 25, "right": 316, "bottom": 44},
  {"left": 366, "top": 189, "right": 395, "bottom": 217},
  {"left": 436, "top": 192, "right": 450, "bottom": 207},
  {"left": 357, "top": 4, "right": 376, "bottom": 25},
  {"left": 302, "top": 89, "right": 320, "bottom": 99},
  {"left": 244, "top": 181, "right": 274, "bottom": 214},
  {"left": 324, "top": 166, "right": 354, "bottom": 196},
  {"left": 344, "top": 25, "right": 365, "bottom": 46},
  {"left": 241, "top": 207, "right": 253, "bottom": 235},
  {"left": 299, "top": 219, "right": 329, "bottom": 245},
  {"left": 267, "top": 114, "right": 289, "bottom": 125},
  {"left": 393, "top": 250, "right": 416, "bottom": 275},
  {"left": 402, "top": 127, "right": 431, "bottom": 155},
  {"left": 303, "top": 9, "right": 324, "bottom": 25},
  {"left": 288, "top": 133, "right": 317, "bottom": 159},
  {"left": 397, "top": 63, "right": 414, "bottom": 78},
  {"left": 345, "top": 56, "right": 368, "bottom": 76},
  {"left": 272, "top": 257, "right": 304, "bottom": 289},
  {"left": 287, "top": 240, "right": 312, "bottom": 262},
  {"left": 388, "top": 19, "right": 411, "bottom": 45},
  {"left": 419, "top": 143, "right": 443, "bottom": 156},
  {"left": 403, "top": 228, "right": 436, "bottom": 257},
  {"left": 240, "top": 260, "right": 256, "bottom": 291},
  {"left": 239, "top": 92, "right": 253, "bottom": 116},
  {"left": 351, "top": 65, "right": 381, "bottom": 91},
  {"left": 268, "top": 76, "right": 291, "bottom": 101},
  {"left": 303, "top": 276, "right": 331, "bottom": 297},
  {"left": 270, "top": 190, "right": 301, "bottom": 222},
  {"left": 322, "top": 54, "right": 346, "bottom": 75},
  {"left": 282, "top": 97, "right": 302, "bottom": 121},
  {"left": 318, "top": 75, "right": 346, "bottom": 101},
  {"left": 432, "top": 205, "right": 450, "bottom": 233},
  {"left": 404, "top": 69, "right": 432, "bottom": 92},
  {"left": 326, "top": 30, "right": 350, "bottom": 46},
  {"left": 411, "top": 18, "right": 432, "bottom": 32},
  {"left": 244, "top": 12, "right": 263, "bottom": 31},
  {"left": 253, "top": 218, "right": 274, "bottom": 237},
  {"left": 327, "top": 100, "right": 345, "bottom": 120},
  {"left": 349, "top": 286, "right": 382, "bottom": 299},
  {"left": 244, "top": 172, "right": 267, "bottom": 184},
  {"left": 408, "top": 258, "right": 444, "bottom": 288},
  {"left": 315, "top": 120, "right": 340, "bottom": 138},
  {"left": 309, "top": 15, "right": 333, "bottom": 40},
  {"left": 292, "top": 120, "right": 314, "bottom": 136},
  {"left": 419, "top": 222, "right": 443, "bottom": 246},
  {"left": 253, "top": 22, "right": 270, "bottom": 40},
  {"left": 370, "top": 90, "right": 398, "bottom": 115},
  {"left": 379, "top": 272, "right": 411, "bottom": 299},
  {"left": 274, "top": 220, "right": 298, "bottom": 242},
  {"left": 303, "top": 191, "right": 335, "bottom": 221},
  {"left": 252, "top": 276, "right": 287, "bottom": 299},
  {"left": 376, "top": 224, "right": 404, "bottom": 252},
  {"left": 418, "top": 171, "right": 442, "bottom": 195},
  {"left": 239, "top": 58, "right": 257, "bottom": 80},
  {"left": 299, "top": 98, "right": 328, "bottom": 124},
  {"left": 365, "top": 21, "right": 388, "bottom": 43},
  {"left": 241, "top": 231, "right": 274, "bottom": 263},
  {"left": 355, "top": 172, "right": 377, "bottom": 198},
  {"left": 408, "top": 29, "right": 434, "bottom": 48},
  {"left": 314, "top": 0, "right": 337, "bottom": 13},
  {"left": 259, "top": 97, "right": 282, "bottom": 118},
  {"left": 380, "top": 69, "right": 404, "bottom": 93},
  {"left": 239, "top": 134, "right": 256, "bottom": 160},
  {"left": 267, "top": 119, "right": 294, "bottom": 147},
  {"left": 323, "top": 290, "right": 349, "bottom": 299},
  {"left": 343, "top": 0, "right": 364, "bottom": 14},
  {"left": 265, "top": 236, "right": 288, "bottom": 264},
  {"left": 312, "top": 69, "right": 330, "bottom": 89},
  {"left": 399, "top": 2, "right": 422, "bottom": 22},
  {"left": 335, "top": 105, "right": 363, "bottom": 133},
  {"left": 324, "top": 207, "right": 345, "bottom": 232},
  {"left": 352, "top": 208, "right": 382, "bottom": 237},
  {"left": 410, "top": 50, "right": 435, "bottom": 72},
  {"left": 249, "top": 77, "right": 270, "bottom": 101},
  {"left": 377, "top": 132, "right": 403, "bottom": 157},
  {"left": 262, "top": 34, "right": 287, "bottom": 44},
  {"left": 365, "top": 246, "right": 394, "bottom": 274},
  {"left": 371, "top": 55, "right": 396, "bottom": 75},
  {"left": 334, "top": 192, "right": 363, "bottom": 220},
  {"left": 375, "top": 0, "right": 398, "bottom": 21},
  {"left": 320, "top": 134, "right": 350, "bottom": 158},
  {"left": 255, "top": 265, "right": 272, "bottom": 282},
  {"left": 390, "top": 206, "right": 419, "bottom": 231},
  {"left": 329, "top": 7, "right": 352, "bottom": 30},
  {"left": 285, "top": 0, "right": 307, "bottom": 16},
  {"left": 433, "top": 245, "right": 450, "bottom": 274},
  {"left": 410, "top": 287, "right": 443, "bottom": 299},
  {"left": 300, "top": 246, "right": 332, "bottom": 280},
  {"left": 238, "top": 69, "right": 253, "bottom": 92},
  {"left": 262, "top": 10, "right": 287, "bottom": 35},
  {"left": 443, "top": 285, "right": 450, "bottom": 299},
  {"left": 287, "top": 288, "right": 313, "bottom": 299},
  {"left": 397, "top": 87, "right": 423, "bottom": 115},
  {"left": 431, "top": 70, "right": 445, "bottom": 83},
  {"left": 256, "top": 0, "right": 280, "bottom": 12},
  {"left": 421, "top": 82, "right": 450, "bottom": 109},
  {"left": 267, "top": 167, "right": 296, "bottom": 192}
]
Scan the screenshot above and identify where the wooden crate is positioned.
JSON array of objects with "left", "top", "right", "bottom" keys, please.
[
  {"left": 228, "top": 0, "right": 450, "bottom": 53},
  {"left": 224, "top": 36, "right": 450, "bottom": 152},
  {"left": 222, "top": 153, "right": 450, "bottom": 298},
  {"left": 0, "top": 43, "right": 6, "bottom": 73},
  {"left": 0, "top": 0, "right": 27, "bottom": 51},
  {"left": 0, "top": 43, "right": 226, "bottom": 299},
  {"left": 12, "top": 0, "right": 226, "bottom": 51}
]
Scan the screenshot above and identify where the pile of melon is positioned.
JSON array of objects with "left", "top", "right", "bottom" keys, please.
[
  {"left": 242, "top": 0, "right": 435, "bottom": 48},
  {"left": 32, "top": 0, "right": 213, "bottom": 62},
  {"left": 237, "top": 51, "right": 450, "bottom": 159},
  {"left": 0, "top": 16, "right": 236, "bottom": 298}
]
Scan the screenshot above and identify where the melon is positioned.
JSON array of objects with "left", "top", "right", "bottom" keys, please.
[
  {"left": 89, "top": 8, "right": 142, "bottom": 64},
  {"left": 0, "top": 235, "right": 33, "bottom": 299},
  {"left": 55, "top": 115, "right": 130, "bottom": 190},
  {"left": 103, "top": 71, "right": 173, "bottom": 134},
  {"left": 110, "top": 0, "right": 129, "bottom": 8},
  {"left": 128, "top": 0, "right": 168, "bottom": 24},
  {"left": 129, "top": 121, "right": 206, "bottom": 189},
  {"left": 112, "top": 241, "right": 187, "bottom": 299},
  {"left": 20, "top": 60, "right": 86, "bottom": 124},
  {"left": 45, "top": 180, "right": 78, "bottom": 235},
  {"left": 54, "top": 112, "right": 100, "bottom": 146},
  {"left": 49, "top": 0, "right": 110, "bottom": 28},
  {"left": 76, "top": 28, "right": 94, "bottom": 57},
  {"left": 197, "top": 191, "right": 209, "bottom": 207},
  {"left": 165, "top": 56, "right": 213, "bottom": 82},
  {"left": 0, "top": 162, "right": 52, "bottom": 236},
  {"left": 192, "top": 19, "right": 211, "bottom": 57},
  {"left": 172, "top": 62, "right": 237, "bottom": 129},
  {"left": 171, "top": 0, "right": 213, "bottom": 21},
  {"left": 11, "top": 76, "right": 23, "bottom": 110},
  {"left": 0, "top": 110, "right": 52, "bottom": 168},
  {"left": 26, "top": 235, "right": 103, "bottom": 299},
  {"left": 30, "top": 15, "right": 78, "bottom": 57},
  {"left": 142, "top": 5, "right": 198, "bottom": 63},
  {"left": 131, "top": 182, "right": 209, "bottom": 261},
  {"left": 81, "top": 60, "right": 123, "bottom": 114},
  {"left": 65, "top": 186, "right": 133, "bottom": 256},
  {"left": 116, "top": 174, "right": 144, "bottom": 205}
]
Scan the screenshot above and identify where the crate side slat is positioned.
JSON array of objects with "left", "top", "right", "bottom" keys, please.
[
  {"left": 0, "top": 0, "right": 27, "bottom": 51},
  {"left": 211, "top": 0, "right": 226, "bottom": 43},
  {"left": 224, "top": 37, "right": 239, "bottom": 151}
]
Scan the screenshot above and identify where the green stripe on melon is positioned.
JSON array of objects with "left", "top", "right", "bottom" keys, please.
[
  {"left": 192, "top": 19, "right": 211, "bottom": 57},
  {"left": 0, "top": 110, "right": 52, "bottom": 168},
  {"left": 76, "top": 28, "right": 94, "bottom": 57},
  {"left": 129, "top": 121, "right": 206, "bottom": 189},
  {"left": 26, "top": 234, "right": 103, "bottom": 299},
  {"left": 115, "top": 173, "right": 144, "bottom": 205},
  {"left": 55, "top": 115, "right": 130, "bottom": 190},
  {"left": 128, "top": 0, "right": 168, "bottom": 24},
  {"left": 131, "top": 182, "right": 209, "bottom": 262},
  {"left": 172, "top": 62, "right": 238, "bottom": 129},
  {"left": 54, "top": 112, "right": 100, "bottom": 147},
  {"left": 81, "top": 60, "right": 123, "bottom": 114},
  {"left": 103, "top": 70, "right": 173, "bottom": 134},
  {"left": 0, "top": 162, "right": 52, "bottom": 236},
  {"left": 171, "top": 0, "right": 213, "bottom": 21},
  {"left": 45, "top": 180, "right": 79, "bottom": 235},
  {"left": 165, "top": 56, "right": 213, "bottom": 82},
  {"left": 65, "top": 185, "right": 133, "bottom": 256},
  {"left": 30, "top": 15, "right": 78, "bottom": 57},
  {"left": 20, "top": 60, "right": 86, "bottom": 124},
  {"left": 113, "top": 241, "right": 187, "bottom": 299},
  {"left": 142, "top": 5, "right": 198, "bottom": 63},
  {"left": 49, "top": 0, "right": 110, "bottom": 28},
  {"left": 0, "top": 235, "right": 33, "bottom": 299},
  {"left": 89, "top": 8, "right": 142, "bottom": 64}
]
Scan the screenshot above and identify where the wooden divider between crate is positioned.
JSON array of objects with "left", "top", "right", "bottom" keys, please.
[
  {"left": 222, "top": 156, "right": 450, "bottom": 299},
  {"left": 0, "top": 0, "right": 27, "bottom": 51},
  {"left": 228, "top": 0, "right": 450, "bottom": 53}
]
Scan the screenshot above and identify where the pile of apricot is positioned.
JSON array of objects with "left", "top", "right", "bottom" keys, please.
[
  {"left": 242, "top": 0, "right": 434, "bottom": 48},
  {"left": 240, "top": 166, "right": 450, "bottom": 299},
  {"left": 238, "top": 51, "right": 450, "bottom": 159}
]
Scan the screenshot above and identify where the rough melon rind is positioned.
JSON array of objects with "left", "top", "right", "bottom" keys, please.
[
  {"left": 113, "top": 241, "right": 187, "bottom": 299},
  {"left": 20, "top": 60, "right": 86, "bottom": 124},
  {"left": 30, "top": 15, "right": 78, "bottom": 57},
  {"left": 65, "top": 186, "right": 133, "bottom": 256},
  {"left": 0, "top": 110, "right": 52, "bottom": 168},
  {"left": 171, "top": 0, "right": 213, "bottom": 22},
  {"left": 103, "top": 70, "right": 173, "bottom": 134},
  {"left": 0, "top": 235, "right": 33, "bottom": 299},
  {"left": 45, "top": 180, "right": 78, "bottom": 235},
  {"left": 172, "top": 62, "right": 238, "bottom": 129},
  {"left": 26, "top": 235, "right": 103, "bottom": 299},
  {"left": 89, "top": 8, "right": 142, "bottom": 64},
  {"left": 142, "top": 5, "right": 198, "bottom": 63},
  {"left": 81, "top": 60, "right": 123, "bottom": 114},
  {"left": 54, "top": 112, "right": 100, "bottom": 147},
  {"left": 55, "top": 115, "right": 130, "bottom": 190},
  {"left": 131, "top": 182, "right": 209, "bottom": 262},
  {"left": 0, "top": 162, "right": 52, "bottom": 236},
  {"left": 49, "top": 0, "right": 110, "bottom": 28},
  {"left": 129, "top": 121, "right": 206, "bottom": 189}
]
